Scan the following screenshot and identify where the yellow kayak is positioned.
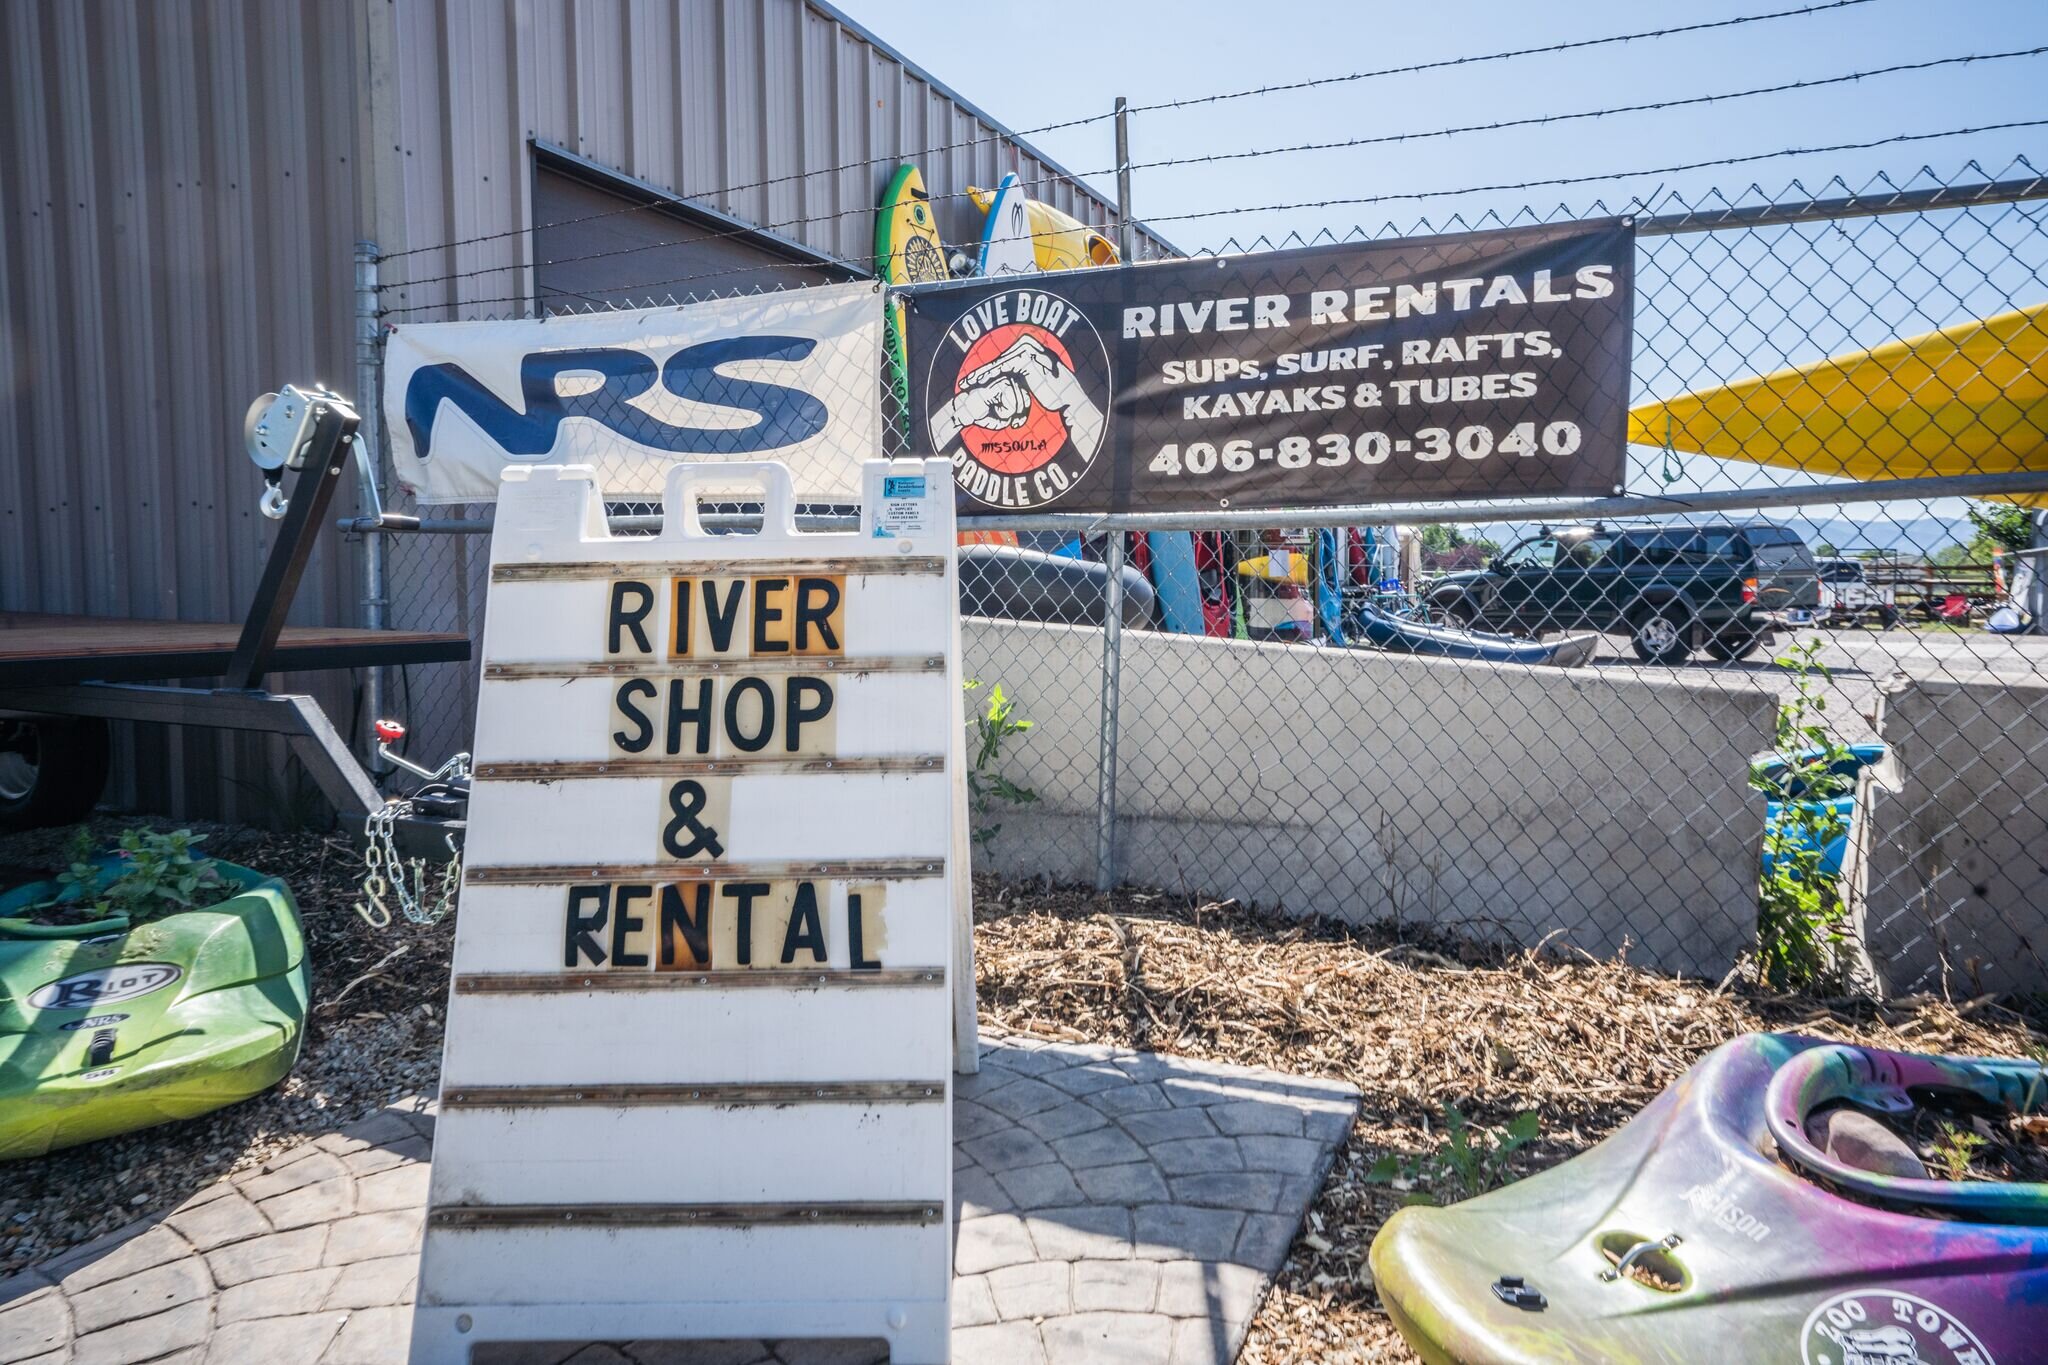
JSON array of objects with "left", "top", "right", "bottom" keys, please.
[
  {"left": 1629, "top": 302, "right": 2048, "bottom": 506},
  {"left": 1236, "top": 550, "right": 1310, "bottom": 584},
  {"left": 966, "top": 185, "right": 1119, "bottom": 273}
]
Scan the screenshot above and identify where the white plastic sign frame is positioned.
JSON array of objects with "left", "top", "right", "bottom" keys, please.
[{"left": 411, "top": 458, "right": 958, "bottom": 1363}]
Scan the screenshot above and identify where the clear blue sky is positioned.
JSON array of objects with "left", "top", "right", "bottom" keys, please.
[
  {"left": 842, "top": 0, "right": 2047, "bottom": 252},
  {"left": 844, "top": 0, "right": 2048, "bottom": 542}
]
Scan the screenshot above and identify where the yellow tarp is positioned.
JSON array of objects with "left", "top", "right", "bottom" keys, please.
[{"left": 1627, "top": 303, "right": 2048, "bottom": 507}]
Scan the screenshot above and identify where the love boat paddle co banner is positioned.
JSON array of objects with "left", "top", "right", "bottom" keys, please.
[
  {"left": 411, "top": 459, "right": 957, "bottom": 1363},
  {"left": 386, "top": 282, "right": 882, "bottom": 503},
  {"left": 903, "top": 219, "right": 1634, "bottom": 513}
]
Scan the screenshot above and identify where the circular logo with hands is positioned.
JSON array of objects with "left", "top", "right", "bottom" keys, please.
[
  {"left": 1800, "top": 1290, "right": 1993, "bottom": 1365},
  {"left": 926, "top": 290, "right": 1109, "bottom": 510}
]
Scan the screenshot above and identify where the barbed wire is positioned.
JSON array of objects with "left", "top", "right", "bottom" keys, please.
[
  {"left": 1114, "top": 48, "right": 2047, "bottom": 179},
  {"left": 379, "top": 120, "right": 2045, "bottom": 314},
  {"left": 380, "top": 41, "right": 2043, "bottom": 299},
  {"left": 1137, "top": 121, "right": 2048, "bottom": 228},
  {"left": 1113, "top": 0, "right": 1880, "bottom": 120},
  {"left": 1196, "top": 160, "right": 2044, "bottom": 257},
  {"left": 374, "top": 0, "right": 1883, "bottom": 272}
]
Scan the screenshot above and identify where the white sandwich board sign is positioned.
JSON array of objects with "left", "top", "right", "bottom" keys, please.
[{"left": 410, "top": 459, "right": 957, "bottom": 1363}]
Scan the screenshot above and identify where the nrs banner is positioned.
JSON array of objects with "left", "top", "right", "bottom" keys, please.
[
  {"left": 386, "top": 283, "right": 882, "bottom": 504},
  {"left": 902, "top": 220, "right": 1634, "bottom": 513}
]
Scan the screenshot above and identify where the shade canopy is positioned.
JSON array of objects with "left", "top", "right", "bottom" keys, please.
[{"left": 1628, "top": 303, "right": 2048, "bottom": 507}]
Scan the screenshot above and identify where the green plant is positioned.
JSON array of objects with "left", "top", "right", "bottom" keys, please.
[
  {"left": 964, "top": 680, "right": 1039, "bottom": 855},
  {"left": 1750, "top": 640, "right": 1856, "bottom": 991},
  {"left": 1930, "top": 1122, "right": 1986, "bottom": 1181},
  {"left": 1966, "top": 501, "right": 2037, "bottom": 557},
  {"left": 1364, "top": 1104, "right": 1540, "bottom": 1205},
  {"left": 1416, "top": 523, "right": 1500, "bottom": 559},
  {"left": 34, "top": 826, "right": 232, "bottom": 926}
]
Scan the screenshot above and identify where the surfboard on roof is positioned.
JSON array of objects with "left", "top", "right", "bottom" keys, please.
[
  {"left": 972, "top": 173, "right": 1036, "bottom": 278},
  {"left": 967, "top": 184, "right": 1121, "bottom": 273}
]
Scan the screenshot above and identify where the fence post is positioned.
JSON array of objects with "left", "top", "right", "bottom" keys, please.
[
  {"left": 1093, "top": 98, "right": 1136, "bottom": 894},
  {"left": 354, "top": 240, "right": 388, "bottom": 767}
]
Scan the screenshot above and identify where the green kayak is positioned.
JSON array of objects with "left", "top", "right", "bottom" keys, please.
[{"left": 0, "top": 858, "right": 309, "bottom": 1160}]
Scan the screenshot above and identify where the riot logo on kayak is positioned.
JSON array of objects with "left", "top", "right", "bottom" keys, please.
[
  {"left": 29, "top": 962, "right": 182, "bottom": 1011},
  {"left": 1800, "top": 1289, "right": 1993, "bottom": 1365},
  {"left": 924, "top": 286, "right": 1110, "bottom": 511}
]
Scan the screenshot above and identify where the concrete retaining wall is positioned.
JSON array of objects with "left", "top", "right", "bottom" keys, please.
[
  {"left": 963, "top": 620, "right": 1778, "bottom": 979},
  {"left": 1856, "top": 675, "right": 2048, "bottom": 998}
]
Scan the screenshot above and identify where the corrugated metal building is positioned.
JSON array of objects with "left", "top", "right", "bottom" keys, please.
[{"left": 0, "top": 0, "right": 1167, "bottom": 820}]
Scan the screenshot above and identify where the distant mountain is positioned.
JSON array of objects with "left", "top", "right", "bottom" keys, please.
[
  {"left": 1780, "top": 515, "right": 1973, "bottom": 557},
  {"left": 1446, "top": 514, "right": 1978, "bottom": 560}
]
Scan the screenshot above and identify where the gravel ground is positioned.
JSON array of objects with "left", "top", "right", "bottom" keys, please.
[
  {"left": 0, "top": 816, "right": 454, "bottom": 1280},
  {"left": 6, "top": 824, "right": 2045, "bottom": 1363}
]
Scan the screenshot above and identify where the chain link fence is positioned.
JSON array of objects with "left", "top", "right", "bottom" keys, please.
[{"left": 370, "top": 158, "right": 2048, "bottom": 998}]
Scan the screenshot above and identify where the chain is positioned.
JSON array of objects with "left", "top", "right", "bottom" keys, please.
[{"left": 354, "top": 751, "right": 472, "bottom": 927}]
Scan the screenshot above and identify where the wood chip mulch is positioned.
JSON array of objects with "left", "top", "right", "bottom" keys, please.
[
  {"left": 0, "top": 816, "right": 455, "bottom": 1280},
  {"left": 5, "top": 823, "right": 2043, "bottom": 1365},
  {"left": 968, "top": 875, "right": 2048, "bottom": 1364}
]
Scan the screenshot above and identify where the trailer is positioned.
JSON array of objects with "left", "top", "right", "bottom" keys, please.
[
  {"left": 1814, "top": 556, "right": 1901, "bottom": 628},
  {"left": 0, "top": 388, "right": 468, "bottom": 834}
]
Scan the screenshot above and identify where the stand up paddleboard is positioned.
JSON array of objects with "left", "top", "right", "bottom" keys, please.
[
  {"left": 972, "top": 174, "right": 1036, "bottom": 277},
  {"left": 966, "top": 186, "right": 1122, "bottom": 273},
  {"left": 875, "top": 164, "right": 950, "bottom": 424},
  {"left": 1147, "top": 530, "right": 1205, "bottom": 634},
  {"left": 1315, "top": 528, "right": 1347, "bottom": 644}
]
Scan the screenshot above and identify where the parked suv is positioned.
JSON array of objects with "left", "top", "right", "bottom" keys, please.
[{"left": 1426, "top": 521, "right": 1820, "bottom": 664}]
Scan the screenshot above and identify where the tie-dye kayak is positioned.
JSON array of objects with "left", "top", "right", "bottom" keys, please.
[{"left": 1370, "top": 1033, "right": 2047, "bottom": 1363}]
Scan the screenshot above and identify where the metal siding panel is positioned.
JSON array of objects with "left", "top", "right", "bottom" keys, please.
[
  {"left": 800, "top": 8, "right": 834, "bottom": 251},
  {"left": 48, "top": 5, "right": 119, "bottom": 622},
  {"left": 519, "top": 0, "right": 572, "bottom": 165},
  {"left": 89, "top": 5, "right": 171, "bottom": 814},
  {"left": 152, "top": 4, "right": 229, "bottom": 625},
  {"left": 573, "top": 0, "right": 628, "bottom": 169},
  {"left": 0, "top": 60, "right": 25, "bottom": 611},
  {"left": 394, "top": 0, "right": 454, "bottom": 316},
  {"left": 761, "top": 0, "right": 802, "bottom": 245},
  {"left": 721, "top": 0, "right": 765, "bottom": 232},
  {"left": 443, "top": 0, "right": 523, "bottom": 313},
  {"left": 628, "top": 0, "right": 676, "bottom": 185},
  {"left": 4, "top": 3, "right": 83, "bottom": 617},
  {"left": 832, "top": 26, "right": 868, "bottom": 266},
  {"left": 1, "top": 0, "right": 361, "bottom": 820},
  {"left": 673, "top": 0, "right": 714, "bottom": 203},
  {"left": 215, "top": 0, "right": 266, "bottom": 628}
]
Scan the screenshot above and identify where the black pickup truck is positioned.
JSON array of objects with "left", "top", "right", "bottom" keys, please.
[{"left": 1426, "top": 522, "right": 1820, "bottom": 664}]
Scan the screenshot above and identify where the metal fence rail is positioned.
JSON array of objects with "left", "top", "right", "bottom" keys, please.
[{"left": 366, "top": 159, "right": 2048, "bottom": 998}]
